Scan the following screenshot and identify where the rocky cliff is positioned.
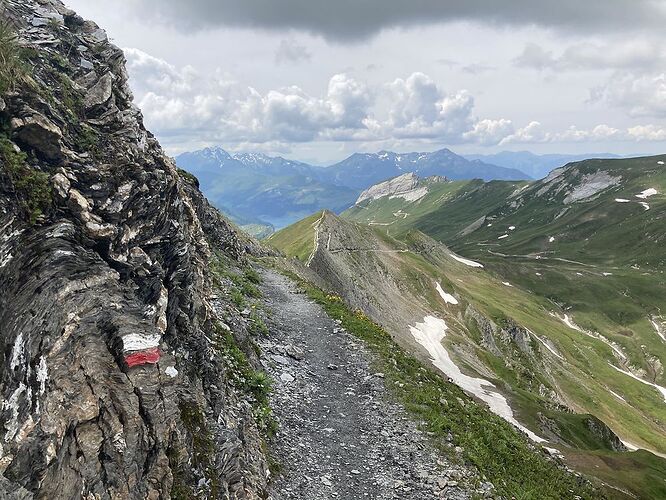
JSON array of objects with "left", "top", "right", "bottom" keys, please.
[{"left": 0, "top": 1, "right": 269, "bottom": 498}]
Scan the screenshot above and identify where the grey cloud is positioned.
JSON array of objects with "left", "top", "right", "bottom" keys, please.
[
  {"left": 130, "top": 0, "right": 666, "bottom": 41},
  {"left": 515, "top": 40, "right": 666, "bottom": 72},
  {"left": 461, "top": 63, "right": 496, "bottom": 75},
  {"left": 513, "top": 43, "right": 556, "bottom": 70},
  {"left": 275, "top": 38, "right": 312, "bottom": 64}
]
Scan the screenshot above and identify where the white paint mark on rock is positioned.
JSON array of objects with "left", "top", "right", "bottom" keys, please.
[
  {"left": 121, "top": 333, "right": 161, "bottom": 352},
  {"left": 165, "top": 366, "right": 178, "bottom": 378}
]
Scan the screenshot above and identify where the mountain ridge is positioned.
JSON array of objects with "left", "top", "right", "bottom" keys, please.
[
  {"left": 176, "top": 146, "right": 531, "bottom": 235},
  {"left": 464, "top": 150, "right": 624, "bottom": 179}
]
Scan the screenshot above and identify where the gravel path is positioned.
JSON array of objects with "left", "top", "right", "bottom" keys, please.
[{"left": 259, "top": 269, "right": 475, "bottom": 500}]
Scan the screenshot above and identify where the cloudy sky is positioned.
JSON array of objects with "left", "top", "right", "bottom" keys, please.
[{"left": 65, "top": 0, "right": 666, "bottom": 164}]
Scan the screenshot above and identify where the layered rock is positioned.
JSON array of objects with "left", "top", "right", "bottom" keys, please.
[
  {"left": 0, "top": 1, "right": 268, "bottom": 497},
  {"left": 355, "top": 172, "right": 421, "bottom": 204}
]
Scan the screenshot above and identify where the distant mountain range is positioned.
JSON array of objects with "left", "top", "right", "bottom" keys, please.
[
  {"left": 464, "top": 151, "right": 622, "bottom": 179},
  {"left": 175, "top": 148, "right": 358, "bottom": 234},
  {"left": 176, "top": 147, "right": 530, "bottom": 235}
]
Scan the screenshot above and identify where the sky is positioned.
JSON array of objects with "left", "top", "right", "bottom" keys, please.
[{"left": 64, "top": 0, "right": 666, "bottom": 164}]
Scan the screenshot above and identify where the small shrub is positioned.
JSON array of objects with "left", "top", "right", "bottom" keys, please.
[
  {"left": 230, "top": 288, "right": 246, "bottom": 308},
  {"left": 248, "top": 312, "right": 269, "bottom": 336},
  {"left": 177, "top": 401, "right": 219, "bottom": 497},
  {"left": 243, "top": 267, "right": 262, "bottom": 285},
  {"left": 0, "top": 138, "right": 52, "bottom": 223}
]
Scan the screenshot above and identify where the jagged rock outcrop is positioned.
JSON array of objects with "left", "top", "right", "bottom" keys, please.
[
  {"left": 0, "top": 1, "right": 268, "bottom": 498},
  {"left": 355, "top": 172, "right": 428, "bottom": 205}
]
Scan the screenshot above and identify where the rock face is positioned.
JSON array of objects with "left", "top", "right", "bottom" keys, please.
[
  {"left": 356, "top": 172, "right": 428, "bottom": 205},
  {"left": 0, "top": 1, "right": 268, "bottom": 498}
]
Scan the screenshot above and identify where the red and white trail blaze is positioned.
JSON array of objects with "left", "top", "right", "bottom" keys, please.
[{"left": 121, "top": 333, "right": 162, "bottom": 367}]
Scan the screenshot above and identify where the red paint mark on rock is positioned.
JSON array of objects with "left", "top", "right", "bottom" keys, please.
[{"left": 125, "top": 347, "right": 160, "bottom": 368}]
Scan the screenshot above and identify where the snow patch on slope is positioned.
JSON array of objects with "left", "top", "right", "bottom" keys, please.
[
  {"left": 449, "top": 254, "right": 484, "bottom": 268},
  {"left": 650, "top": 316, "right": 666, "bottom": 342},
  {"left": 609, "top": 364, "right": 666, "bottom": 403},
  {"left": 635, "top": 188, "right": 658, "bottom": 199},
  {"left": 557, "top": 313, "right": 626, "bottom": 360},
  {"left": 410, "top": 316, "right": 545, "bottom": 442},
  {"left": 435, "top": 283, "right": 458, "bottom": 305}
]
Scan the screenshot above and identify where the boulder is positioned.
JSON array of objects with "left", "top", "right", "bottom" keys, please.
[
  {"left": 10, "top": 111, "right": 62, "bottom": 160},
  {"left": 83, "top": 72, "right": 113, "bottom": 110}
]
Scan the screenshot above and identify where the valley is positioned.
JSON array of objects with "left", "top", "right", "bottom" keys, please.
[
  {"left": 1, "top": 0, "right": 664, "bottom": 498},
  {"left": 269, "top": 155, "right": 666, "bottom": 498},
  {"left": 175, "top": 147, "right": 531, "bottom": 237}
]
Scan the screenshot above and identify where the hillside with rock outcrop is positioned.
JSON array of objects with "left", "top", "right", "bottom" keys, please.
[
  {"left": 0, "top": 1, "right": 272, "bottom": 497},
  {"left": 271, "top": 206, "right": 666, "bottom": 499}
]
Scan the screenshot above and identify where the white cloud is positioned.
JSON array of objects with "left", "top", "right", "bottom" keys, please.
[
  {"left": 502, "top": 121, "right": 666, "bottom": 144},
  {"left": 123, "top": 47, "right": 666, "bottom": 153},
  {"left": 124, "top": 50, "right": 515, "bottom": 148},
  {"left": 125, "top": 48, "right": 374, "bottom": 145},
  {"left": 464, "top": 119, "right": 515, "bottom": 146},
  {"left": 377, "top": 73, "right": 509, "bottom": 144},
  {"left": 500, "top": 121, "right": 551, "bottom": 144},
  {"left": 591, "top": 72, "right": 666, "bottom": 118}
]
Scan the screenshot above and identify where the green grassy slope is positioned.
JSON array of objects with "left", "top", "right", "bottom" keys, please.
[
  {"left": 269, "top": 155, "right": 666, "bottom": 496},
  {"left": 269, "top": 214, "right": 665, "bottom": 497},
  {"left": 265, "top": 210, "right": 323, "bottom": 262}
]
